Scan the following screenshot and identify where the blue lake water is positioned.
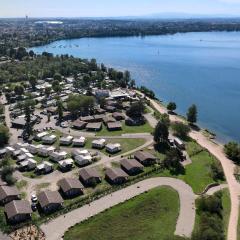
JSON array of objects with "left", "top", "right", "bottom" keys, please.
[{"left": 30, "top": 32, "right": 240, "bottom": 143}]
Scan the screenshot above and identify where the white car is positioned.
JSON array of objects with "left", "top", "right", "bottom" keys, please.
[{"left": 31, "top": 194, "right": 38, "bottom": 203}]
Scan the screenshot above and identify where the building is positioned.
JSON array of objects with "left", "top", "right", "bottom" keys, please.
[
  {"left": 19, "top": 158, "right": 37, "bottom": 171},
  {"left": 112, "top": 112, "right": 125, "bottom": 121},
  {"left": 72, "top": 120, "right": 87, "bottom": 130},
  {"left": 60, "top": 136, "right": 73, "bottom": 146},
  {"left": 107, "top": 122, "right": 122, "bottom": 131},
  {"left": 4, "top": 200, "right": 32, "bottom": 223},
  {"left": 134, "top": 151, "right": 156, "bottom": 166},
  {"left": 72, "top": 149, "right": 90, "bottom": 158},
  {"left": 93, "top": 114, "right": 105, "bottom": 122},
  {"left": 92, "top": 139, "right": 106, "bottom": 149},
  {"left": 79, "top": 168, "right": 101, "bottom": 186},
  {"left": 58, "top": 159, "right": 74, "bottom": 171},
  {"left": 120, "top": 159, "right": 144, "bottom": 176},
  {"left": 42, "top": 135, "right": 57, "bottom": 145},
  {"left": 74, "top": 155, "right": 92, "bottom": 167},
  {"left": 103, "top": 116, "right": 116, "bottom": 125},
  {"left": 34, "top": 132, "right": 48, "bottom": 141},
  {"left": 80, "top": 116, "right": 95, "bottom": 123},
  {"left": 58, "top": 178, "right": 84, "bottom": 198},
  {"left": 105, "top": 168, "right": 128, "bottom": 185},
  {"left": 86, "top": 122, "right": 102, "bottom": 131},
  {"left": 38, "top": 190, "right": 64, "bottom": 213},
  {"left": 36, "top": 161, "right": 53, "bottom": 174},
  {"left": 28, "top": 144, "right": 43, "bottom": 154},
  {"left": 106, "top": 143, "right": 121, "bottom": 154},
  {"left": 0, "top": 186, "right": 20, "bottom": 204},
  {"left": 72, "top": 137, "right": 86, "bottom": 147},
  {"left": 49, "top": 151, "right": 67, "bottom": 162},
  {"left": 38, "top": 146, "right": 55, "bottom": 157}
]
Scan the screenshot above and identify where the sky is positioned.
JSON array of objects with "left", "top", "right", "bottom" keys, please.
[{"left": 1, "top": 0, "right": 240, "bottom": 18}]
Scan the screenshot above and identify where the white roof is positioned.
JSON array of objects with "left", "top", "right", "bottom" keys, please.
[
  {"left": 92, "top": 139, "right": 106, "bottom": 145},
  {"left": 37, "top": 132, "right": 48, "bottom": 138},
  {"left": 106, "top": 143, "right": 121, "bottom": 149}
]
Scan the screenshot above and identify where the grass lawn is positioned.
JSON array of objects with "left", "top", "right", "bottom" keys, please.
[
  {"left": 85, "top": 138, "right": 146, "bottom": 156},
  {"left": 96, "top": 122, "right": 153, "bottom": 136},
  {"left": 178, "top": 140, "right": 224, "bottom": 193},
  {"left": 64, "top": 186, "right": 187, "bottom": 240},
  {"left": 222, "top": 189, "right": 231, "bottom": 236}
]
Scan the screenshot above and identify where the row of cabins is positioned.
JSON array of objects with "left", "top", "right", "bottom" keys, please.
[
  {"left": 0, "top": 150, "right": 156, "bottom": 224},
  {"left": 71, "top": 112, "right": 125, "bottom": 132}
]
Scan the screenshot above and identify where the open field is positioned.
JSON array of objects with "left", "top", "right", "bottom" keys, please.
[
  {"left": 64, "top": 186, "right": 186, "bottom": 240},
  {"left": 96, "top": 122, "right": 153, "bottom": 136}
]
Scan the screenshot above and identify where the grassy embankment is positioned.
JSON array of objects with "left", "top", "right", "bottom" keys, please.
[{"left": 64, "top": 186, "right": 187, "bottom": 240}]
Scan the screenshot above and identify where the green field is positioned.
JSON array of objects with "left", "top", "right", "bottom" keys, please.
[
  {"left": 96, "top": 122, "right": 153, "bottom": 136},
  {"left": 180, "top": 141, "right": 224, "bottom": 193},
  {"left": 222, "top": 189, "right": 231, "bottom": 236},
  {"left": 85, "top": 137, "right": 146, "bottom": 156},
  {"left": 64, "top": 186, "right": 186, "bottom": 240}
]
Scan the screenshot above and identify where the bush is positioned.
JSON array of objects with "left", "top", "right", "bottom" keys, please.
[
  {"left": 171, "top": 121, "right": 190, "bottom": 139},
  {"left": 210, "top": 161, "right": 225, "bottom": 181},
  {"left": 0, "top": 124, "right": 9, "bottom": 147},
  {"left": 224, "top": 141, "right": 240, "bottom": 163}
]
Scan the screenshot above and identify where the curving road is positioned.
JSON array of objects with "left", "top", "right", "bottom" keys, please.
[
  {"left": 40, "top": 177, "right": 196, "bottom": 240},
  {"left": 148, "top": 97, "right": 240, "bottom": 240}
]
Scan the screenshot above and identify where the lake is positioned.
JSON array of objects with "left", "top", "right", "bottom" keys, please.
[{"left": 30, "top": 32, "right": 240, "bottom": 143}]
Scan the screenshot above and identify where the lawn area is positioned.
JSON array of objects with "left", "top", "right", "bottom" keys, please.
[
  {"left": 222, "top": 189, "right": 231, "bottom": 236},
  {"left": 85, "top": 137, "right": 146, "bottom": 156},
  {"left": 96, "top": 122, "right": 153, "bottom": 136},
  {"left": 64, "top": 186, "right": 187, "bottom": 240},
  {"left": 179, "top": 140, "right": 224, "bottom": 193}
]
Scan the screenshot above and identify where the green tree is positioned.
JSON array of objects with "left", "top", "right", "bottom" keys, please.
[
  {"left": 29, "top": 75, "right": 37, "bottom": 90},
  {"left": 187, "top": 104, "right": 198, "bottom": 124},
  {"left": 224, "top": 141, "right": 240, "bottom": 163},
  {"left": 57, "top": 100, "right": 64, "bottom": 122},
  {"left": 154, "top": 120, "right": 169, "bottom": 145},
  {"left": 163, "top": 148, "right": 183, "bottom": 174},
  {"left": 171, "top": 122, "right": 190, "bottom": 139},
  {"left": 167, "top": 102, "right": 177, "bottom": 113},
  {"left": 53, "top": 73, "right": 62, "bottom": 81},
  {"left": 127, "top": 101, "right": 145, "bottom": 118},
  {"left": 0, "top": 124, "right": 9, "bottom": 147},
  {"left": 14, "top": 85, "right": 24, "bottom": 96}
]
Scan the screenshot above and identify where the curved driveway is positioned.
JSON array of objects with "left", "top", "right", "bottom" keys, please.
[{"left": 40, "top": 177, "right": 196, "bottom": 240}]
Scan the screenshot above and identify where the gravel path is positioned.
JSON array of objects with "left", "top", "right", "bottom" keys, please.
[{"left": 40, "top": 177, "right": 196, "bottom": 240}]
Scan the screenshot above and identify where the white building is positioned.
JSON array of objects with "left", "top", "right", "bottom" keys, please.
[
  {"left": 34, "top": 131, "right": 49, "bottom": 141},
  {"left": 72, "top": 149, "right": 90, "bottom": 158},
  {"left": 49, "top": 151, "right": 68, "bottom": 162},
  {"left": 38, "top": 146, "right": 55, "bottom": 157},
  {"left": 20, "top": 158, "right": 37, "bottom": 171},
  {"left": 106, "top": 143, "right": 121, "bottom": 154},
  {"left": 58, "top": 159, "right": 74, "bottom": 170},
  {"left": 36, "top": 161, "right": 53, "bottom": 174},
  {"left": 92, "top": 139, "right": 106, "bottom": 149},
  {"left": 72, "top": 137, "right": 86, "bottom": 147},
  {"left": 74, "top": 155, "right": 92, "bottom": 167},
  {"left": 60, "top": 136, "right": 73, "bottom": 146},
  {"left": 42, "top": 135, "right": 57, "bottom": 145}
]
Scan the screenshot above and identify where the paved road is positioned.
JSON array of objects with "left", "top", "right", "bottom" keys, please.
[
  {"left": 205, "top": 184, "right": 228, "bottom": 196},
  {"left": 40, "top": 177, "right": 196, "bottom": 240},
  {"left": 148, "top": 97, "right": 240, "bottom": 240}
]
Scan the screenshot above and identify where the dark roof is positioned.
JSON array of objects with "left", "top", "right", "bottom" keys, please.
[
  {"left": 112, "top": 112, "right": 125, "bottom": 119},
  {"left": 58, "top": 178, "right": 84, "bottom": 193},
  {"left": 5, "top": 200, "right": 32, "bottom": 219},
  {"left": 86, "top": 122, "right": 102, "bottom": 130},
  {"left": 134, "top": 151, "right": 156, "bottom": 162},
  {"left": 38, "top": 190, "right": 63, "bottom": 208},
  {"left": 72, "top": 120, "right": 87, "bottom": 129},
  {"left": 120, "top": 159, "right": 144, "bottom": 171},
  {"left": 80, "top": 116, "right": 94, "bottom": 122},
  {"left": 0, "top": 186, "right": 20, "bottom": 201},
  {"left": 105, "top": 168, "right": 128, "bottom": 181},
  {"left": 93, "top": 114, "right": 105, "bottom": 120},
  {"left": 79, "top": 168, "right": 101, "bottom": 181},
  {"left": 103, "top": 116, "right": 116, "bottom": 123},
  {"left": 107, "top": 121, "right": 122, "bottom": 130}
]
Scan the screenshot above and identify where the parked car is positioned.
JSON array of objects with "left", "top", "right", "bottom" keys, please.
[{"left": 31, "top": 194, "right": 38, "bottom": 203}]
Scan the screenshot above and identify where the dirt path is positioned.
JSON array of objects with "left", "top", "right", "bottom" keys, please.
[
  {"left": 149, "top": 98, "right": 240, "bottom": 240},
  {"left": 40, "top": 177, "right": 196, "bottom": 240}
]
